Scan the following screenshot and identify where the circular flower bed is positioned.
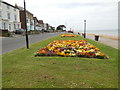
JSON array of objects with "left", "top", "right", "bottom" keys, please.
[
  {"left": 35, "top": 40, "right": 108, "bottom": 59},
  {"left": 61, "top": 34, "right": 77, "bottom": 37}
]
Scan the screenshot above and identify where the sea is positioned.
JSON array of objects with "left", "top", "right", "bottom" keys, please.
[{"left": 76, "top": 30, "right": 119, "bottom": 37}]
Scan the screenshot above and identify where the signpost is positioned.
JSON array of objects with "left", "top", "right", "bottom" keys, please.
[
  {"left": 24, "top": 0, "right": 29, "bottom": 49},
  {"left": 84, "top": 20, "right": 86, "bottom": 38}
]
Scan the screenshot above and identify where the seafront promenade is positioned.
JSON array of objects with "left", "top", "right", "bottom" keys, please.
[
  {"left": 75, "top": 32, "right": 119, "bottom": 49},
  {"left": 86, "top": 34, "right": 119, "bottom": 49}
]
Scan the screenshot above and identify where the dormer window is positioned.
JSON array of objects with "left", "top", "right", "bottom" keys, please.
[{"left": 7, "top": 5, "right": 10, "bottom": 9}]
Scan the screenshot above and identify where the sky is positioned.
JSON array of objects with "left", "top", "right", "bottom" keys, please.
[{"left": 3, "top": 0, "right": 119, "bottom": 32}]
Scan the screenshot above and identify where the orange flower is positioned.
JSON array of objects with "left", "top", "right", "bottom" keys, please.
[
  {"left": 65, "top": 53, "right": 70, "bottom": 56},
  {"left": 85, "top": 52, "right": 90, "bottom": 57},
  {"left": 41, "top": 50, "right": 46, "bottom": 53}
]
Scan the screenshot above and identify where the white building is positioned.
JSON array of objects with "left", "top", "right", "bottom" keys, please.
[
  {"left": 38, "top": 20, "right": 44, "bottom": 31},
  {"left": 37, "top": 22, "right": 41, "bottom": 31},
  {"left": 0, "top": 0, "right": 21, "bottom": 32},
  {"left": 30, "top": 19, "right": 34, "bottom": 30},
  {"left": 44, "top": 23, "right": 49, "bottom": 31},
  {"left": 44, "top": 23, "right": 47, "bottom": 30},
  {"left": 33, "top": 17, "right": 41, "bottom": 31}
]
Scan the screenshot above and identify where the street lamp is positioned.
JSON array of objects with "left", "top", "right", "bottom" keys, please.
[
  {"left": 84, "top": 20, "right": 86, "bottom": 38},
  {"left": 24, "top": 0, "right": 29, "bottom": 49}
]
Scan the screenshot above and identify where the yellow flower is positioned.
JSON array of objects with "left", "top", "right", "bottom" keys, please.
[
  {"left": 77, "top": 50, "right": 82, "bottom": 53},
  {"left": 60, "top": 51, "right": 65, "bottom": 56},
  {"left": 89, "top": 49, "right": 95, "bottom": 52},
  {"left": 95, "top": 48, "right": 100, "bottom": 51}
]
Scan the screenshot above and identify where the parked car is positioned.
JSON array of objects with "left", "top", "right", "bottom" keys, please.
[
  {"left": 68, "top": 31, "right": 73, "bottom": 33},
  {"left": 14, "top": 29, "right": 24, "bottom": 34}
]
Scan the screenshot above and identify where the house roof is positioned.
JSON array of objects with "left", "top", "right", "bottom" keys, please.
[
  {"left": 33, "top": 17, "right": 38, "bottom": 21},
  {"left": 2, "top": 1, "right": 19, "bottom": 9},
  {"left": 33, "top": 17, "right": 37, "bottom": 20},
  {"left": 27, "top": 11, "right": 33, "bottom": 16},
  {"left": 38, "top": 20, "right": 44, "bottom": 24},
  {"left": 18, "top": 7, "right": 33, "bottom": 16}
]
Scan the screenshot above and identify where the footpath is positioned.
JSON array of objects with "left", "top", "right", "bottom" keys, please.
[{"left": 86, "top": 34, "right": 119, "bottom": 49}]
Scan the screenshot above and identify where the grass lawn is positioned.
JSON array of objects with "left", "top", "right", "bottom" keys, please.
[{"left": 2, "top": 35, "right": 118, "bottom": 88}]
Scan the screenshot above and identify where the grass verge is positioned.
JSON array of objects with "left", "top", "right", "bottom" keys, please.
[{"left": 2, "top": 35, "right": 118, "bottom": 88}]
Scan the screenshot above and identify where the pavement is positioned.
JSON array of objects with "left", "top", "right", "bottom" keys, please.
[
  {"left": 86, "top": 34, "right": 119, "bottom": 49},
  {"left": 0, "top": 32, "right": 64, "bottom": 55}
]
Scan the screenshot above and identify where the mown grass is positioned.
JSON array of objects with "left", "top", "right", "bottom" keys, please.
[{"left": 2, "top": 35, "right": 118, "bottom": 88}]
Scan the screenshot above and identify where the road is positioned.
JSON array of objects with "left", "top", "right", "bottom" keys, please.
[{"left": 1, "top": 32, "right": 64, "bottom": 55}]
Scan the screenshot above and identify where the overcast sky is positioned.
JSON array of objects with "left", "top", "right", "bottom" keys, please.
[{"left": 4, "top": 0, "right": 119, "bottom": 31}]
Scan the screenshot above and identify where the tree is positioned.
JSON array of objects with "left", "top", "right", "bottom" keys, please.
[{"left": 56, "top": 25, "right": 66, "bottom": 31}]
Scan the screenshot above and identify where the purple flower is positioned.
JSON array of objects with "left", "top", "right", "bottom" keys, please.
[
  {"left": 45, "top": 51, "right": 56, "bottom": 56},
  {"left": 76, "top": 52, "right": 80, "bottom": 55}
]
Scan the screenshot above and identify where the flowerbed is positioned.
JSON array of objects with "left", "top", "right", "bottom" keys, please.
[
  {"left": 61, "top": 34, "right": 77, "bottom": 37},
  {"left": 35, "top": 40, "right": 108, "bottom": 59}
]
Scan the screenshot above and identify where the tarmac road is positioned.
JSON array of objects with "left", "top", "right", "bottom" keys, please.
[{"left": 1, "top": 32, "right": 64, "bottom": 55}]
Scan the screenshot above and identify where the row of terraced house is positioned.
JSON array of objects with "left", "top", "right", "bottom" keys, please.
[{"left": 0, "top": 0, "right": 53, "bottom": 32}]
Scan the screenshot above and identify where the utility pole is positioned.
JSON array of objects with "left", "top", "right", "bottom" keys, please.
[
  {"left": 24, "top": 0, "right": 29, "bottom": 49},
  {"left": 65, "top": 22, "right": 67, "bottom": 31},
  {"left": 84, "top": 20, "right": 86, "bottom": 38}
]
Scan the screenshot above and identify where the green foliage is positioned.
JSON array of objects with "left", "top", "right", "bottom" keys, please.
[
  {"left": 56, "top": 25, "right": 66, "bottom": 30},
  {"left": 0, "top": 32, "right": 11, "bottom": 37}
]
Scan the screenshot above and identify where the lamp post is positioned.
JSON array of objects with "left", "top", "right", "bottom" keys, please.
[
  {"left": 24, "top": 0, "right": 29, "bottom": 49},
  {"left": 84, "top": 20, "right": 86, "bottom": 38}
]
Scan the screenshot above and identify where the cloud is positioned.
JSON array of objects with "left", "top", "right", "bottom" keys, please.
[
  {"left": 3, "top": 0, "right": 119, "bottom": 30},
  {"left": 50, "top": 2, "right": 109, "bottom": 9}
]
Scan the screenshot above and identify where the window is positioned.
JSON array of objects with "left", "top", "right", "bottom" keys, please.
[
  {"left": 14, "top": 24, "right": 16, "bottom": 29},
  {"left": 18, "top": 24, "right": 19, "bottom": 28},
  {"left": 27, "top": 19, "right": 28, "bottom": 23},
  {"left": 2, "top": 23, "right": 6, "bottom": 29},
  {"left": 7, "top": 13, "right": 10, "bottom": 19},
  {"left": 9, "top": 24, "right": 11, "bottom": 30},
  {"left": 0, "top": 11, "right": 1, "bottom": 17},
  {"left": 14, "top": 8, "right": 16, "bottom": 11},
  {"left": 14, "top": 15, "right": 17, "bottom": 21}
]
